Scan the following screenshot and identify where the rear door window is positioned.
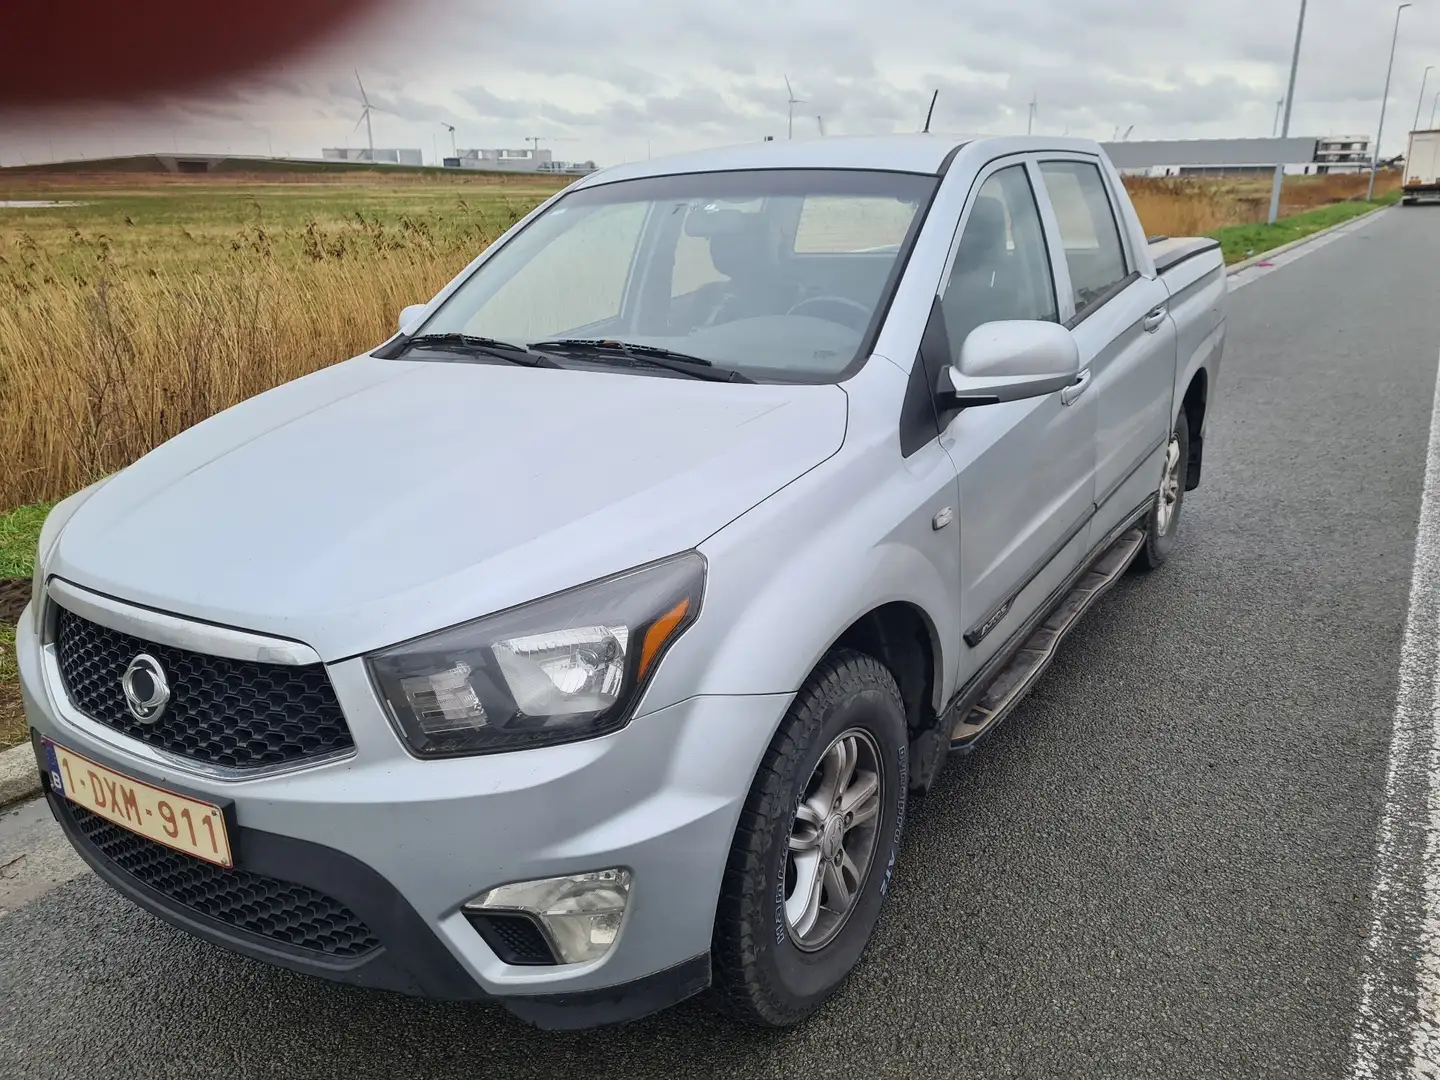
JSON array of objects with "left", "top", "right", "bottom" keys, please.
[{"left": 1038, "top": 161, "right": 1130, "bottom": 317}]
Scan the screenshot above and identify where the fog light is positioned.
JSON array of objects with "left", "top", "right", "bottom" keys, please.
[{"left": 466, "top": 869, "right": 632, "bottom": 965}]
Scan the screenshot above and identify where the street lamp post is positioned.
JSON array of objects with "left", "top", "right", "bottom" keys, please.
[
  {"left": 1415, "top": 64, "right": 1436, "bottom": 131},
  {"left": 1268, "top": 0, "right": 1309, "bottom": 224},
  {"left": 1432, "top": 89, "right": 1440, "bottom": 127},
  {"left": 1369, "top": 3, "right": 1413, "bottom": 202}
]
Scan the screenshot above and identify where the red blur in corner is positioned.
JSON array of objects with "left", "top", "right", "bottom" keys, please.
[{"left": 0, "top": 0, "right": 390, "bottom": 106}]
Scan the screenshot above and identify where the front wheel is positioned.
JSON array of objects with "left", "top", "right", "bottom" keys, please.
[
  {"left": 709, "top": 650, "right": 909, "bottom": 1027},
  {"left": 1135, "top": 414, "right": 1189, "bottom": 571}
]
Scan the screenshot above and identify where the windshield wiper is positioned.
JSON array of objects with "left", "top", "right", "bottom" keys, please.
[
  {"left": 392, "top": 333, "right": 561, "bottom": 368},
  {"left": 529, "top": 338, "right": 754, "bottom": 383}
]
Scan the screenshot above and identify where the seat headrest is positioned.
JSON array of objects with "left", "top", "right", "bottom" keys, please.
[
  {"left": 957, "top": 195, "right": 1009, "bottom": 266},
  {"left": 709, "top": 215, "right": 773, "bottom": 279}
]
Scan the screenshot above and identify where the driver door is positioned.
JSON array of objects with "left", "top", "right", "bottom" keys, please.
[{"left": 936, "top": 158, "right": 1098, "bottom": 679}]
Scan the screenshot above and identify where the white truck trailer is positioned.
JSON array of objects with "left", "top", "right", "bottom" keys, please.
[{"left": 1402, "top": 129, "right": 1440, "bottom": 205}]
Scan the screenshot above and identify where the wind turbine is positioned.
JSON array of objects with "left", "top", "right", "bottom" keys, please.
[
  {"left": 442, "top": 123, "right": 456, "bottom": 157},
  {"left": 816, "top": 115, "right": 825, "bottom": 137},
  {"left": 354, "top": 70, "right": 376, "bottom": 160},
  {"left": 785, "top": 75, "right": 806, "bottom": 139}
]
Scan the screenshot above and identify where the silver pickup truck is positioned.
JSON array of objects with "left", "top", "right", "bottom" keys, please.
[{"left": 19, "top": 134, "right": 1226, "bottom": 1032}]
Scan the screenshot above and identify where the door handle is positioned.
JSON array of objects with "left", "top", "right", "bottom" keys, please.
[
  {"left": 1061, "top": 369, "right": 1092, "bottom": 406},
  {"left": 1143, "top": 306, "right": 1168, "bottom": 333}
]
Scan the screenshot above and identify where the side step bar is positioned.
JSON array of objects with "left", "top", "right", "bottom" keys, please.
[{"left": 949, "top": 526, "right": 1146, "bottom": 748}]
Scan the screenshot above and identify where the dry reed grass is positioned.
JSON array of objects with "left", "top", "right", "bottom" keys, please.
[
  {"left": 0, "top": 183, "right": 546, "bottom": 507},
  {"left": 1123, "top": 171, "right": 1399, "bottom": 237}
]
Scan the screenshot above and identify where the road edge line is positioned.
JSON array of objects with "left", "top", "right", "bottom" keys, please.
[
  {"left": 1347, "top": 348, "right": 1440, "bottom": 1079},
  {"left": 1226, "top": 205, "right": 1391, "bottom": 277},
  {"left": 0, "top": 739, "right": 39, "bottom": 809}
]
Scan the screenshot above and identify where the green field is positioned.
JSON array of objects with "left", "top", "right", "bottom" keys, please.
[{"left": 0, "top": 171, "right": 565, "bottom": 282}]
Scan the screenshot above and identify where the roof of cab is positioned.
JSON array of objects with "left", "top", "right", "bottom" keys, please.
[{"left": 568, "top": 133, "right": 1106, "bottom": 190}]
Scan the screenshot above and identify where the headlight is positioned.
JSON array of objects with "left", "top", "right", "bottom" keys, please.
[
  {"left": 367, "top": 552, "right": 704, "bottom": 758},
  {"left": 31, "top": 475, "right": 113, "bottom": 633}
]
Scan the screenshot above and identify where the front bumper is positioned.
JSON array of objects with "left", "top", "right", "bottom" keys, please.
[{"left": 17, "top": 600, "right": 790, "bottom": 1028}]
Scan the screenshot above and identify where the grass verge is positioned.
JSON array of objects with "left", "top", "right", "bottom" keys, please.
[
  {"left": 0, "top": 623, "right": 21, "bottom": 754},
  {"left": 0, "top": 501, "right": 51, "bottom": 578},
  {"left": 1209, "top": 192, "right": 1400, "bottom": 264},
  {"left": 1, "top": 501, "right": 49, "bottom": 752}
]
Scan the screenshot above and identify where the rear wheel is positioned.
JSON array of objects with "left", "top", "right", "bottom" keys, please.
[
  {"left": 710, "top": 650, "right": 909, "bottom": 1027},
  {"left": 1135, "top": 414, "right": 1189, "bottom": 571}
]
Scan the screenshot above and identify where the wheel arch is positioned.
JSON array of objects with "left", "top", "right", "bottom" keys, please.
[
  {"left": 831, "top": 602, "right": 941, "bottom": 736},
  {"left": 782, "top": 601, "right": 948, "bottom": 794},
  {"left": 1180, "top": 367, "right": 1208, "bottom": 491}
]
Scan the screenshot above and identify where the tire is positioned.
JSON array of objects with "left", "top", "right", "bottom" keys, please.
[
  {"left": 1135, "top": 413, "right": 1190, "bottom": 572},
  {"left": 709, "top": 649, "right": 909, "bottom": 1027}
]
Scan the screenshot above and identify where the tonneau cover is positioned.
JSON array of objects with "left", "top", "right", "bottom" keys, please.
[{"left": 1149, "top": 236, "right": 1222, "bottom": 275}]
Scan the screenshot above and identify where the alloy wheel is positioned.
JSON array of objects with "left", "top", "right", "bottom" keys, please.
[{"left": 784, "top": 728, "right": 885, "bottom": 952}]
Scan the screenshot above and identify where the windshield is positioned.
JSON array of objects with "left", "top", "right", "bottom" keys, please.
[{"left": 405, "top": 168, "right": 938, "bottom": 383}]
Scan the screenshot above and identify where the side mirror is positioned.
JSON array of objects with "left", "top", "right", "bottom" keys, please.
[
  {"left": 943, "top": 321, "right": 1080, "bottom": 407},
  {"left": 398, "top": 304, "right": 427, "bottom": 334}
]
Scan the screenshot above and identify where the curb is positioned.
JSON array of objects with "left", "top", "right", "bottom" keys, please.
[
  {"left": 1225, "top": 204, "right": 1391, "bottom": 276},
  {"left": 0, "top": 739, "right": 39, "bottom": 810}
]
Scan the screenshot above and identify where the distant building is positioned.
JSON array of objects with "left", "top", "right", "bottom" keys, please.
[
  {"left": 454, "top": 147, "right": 550, "bottom": 171},
  {"left": 448, "top": 147, "right": 597, "bottom": 175},
  {"left": 321, "top": 148, "right": 424, "bottom": 166},
  {"left": 1313, "top": 134, "right": 1373, "bottom": 173},
  {"left": 1100, "top": 136, "right": 1373, "bottom": 178}
]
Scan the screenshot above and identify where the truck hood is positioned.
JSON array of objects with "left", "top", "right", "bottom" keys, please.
[{"left": 51, "top": 356, "right": 848, "bottom": 660}]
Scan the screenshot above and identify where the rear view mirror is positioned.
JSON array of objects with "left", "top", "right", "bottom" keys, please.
[
  {"left": 944, "top": 321, "right": 1080, "bottom": 406},
  {"left": 399, "top": 304, "right": 427, "bottom": 334}
]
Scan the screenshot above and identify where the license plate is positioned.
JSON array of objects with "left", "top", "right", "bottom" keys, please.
[{"left": 43, "top": 740, "right": 233, "bottom": 868}]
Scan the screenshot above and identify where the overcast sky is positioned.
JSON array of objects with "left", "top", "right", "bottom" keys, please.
[{"left": 4, "top": 0, "right": 1440, "bottom": 167}]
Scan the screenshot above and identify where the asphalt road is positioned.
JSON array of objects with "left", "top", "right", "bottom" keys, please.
[{"left": 4, "top": 207, "right": 1440, "bottom": 1079}]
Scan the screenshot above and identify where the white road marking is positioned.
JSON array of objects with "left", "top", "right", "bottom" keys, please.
[
  {"left": 1229, "top": 209, "right": 1390, "bottom": 293},
  {"left": 1349, "top": 349, "right": 1440, "bottom": 1079}
]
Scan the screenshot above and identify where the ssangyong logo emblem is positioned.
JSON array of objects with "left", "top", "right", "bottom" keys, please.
[{"left": 121, "top": 653, "right": 171, "bottom": 725}]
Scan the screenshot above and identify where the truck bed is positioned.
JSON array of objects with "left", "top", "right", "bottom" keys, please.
[
  {"left": 1149, "top": 234, "right": 1227, "bottom": 492},
  {"left": 1148, "top": 236, "right": 1222, "bottom": 276}
]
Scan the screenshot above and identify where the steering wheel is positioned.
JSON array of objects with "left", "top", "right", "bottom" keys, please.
[{"left": 785, "top": 294, "right": 872, "bottom": 332}]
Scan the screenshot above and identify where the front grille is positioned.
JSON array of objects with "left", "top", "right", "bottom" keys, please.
[
  {"left": 467, "top": 912, "right": 557, "bottom": 966},
  {"left": 55, "top": 606, "right": 353, "bottom": 771},
  {"left": 67, "top": 803, "right": 380, "bottom": 958}
]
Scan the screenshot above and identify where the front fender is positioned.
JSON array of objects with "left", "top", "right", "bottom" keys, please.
[{"left": 637, "top": 363, "right": 961, "bottom": 729}]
